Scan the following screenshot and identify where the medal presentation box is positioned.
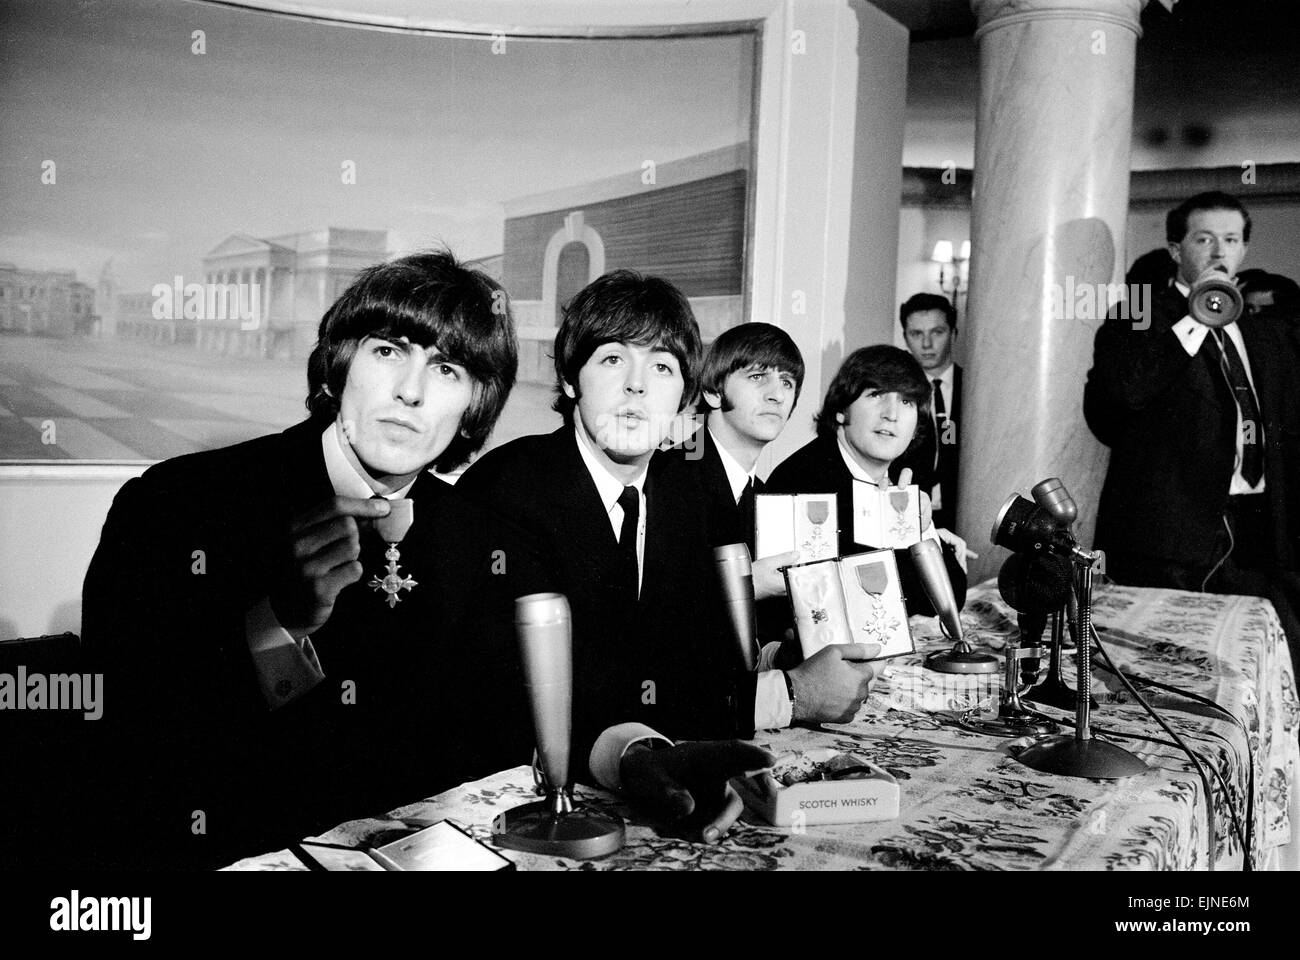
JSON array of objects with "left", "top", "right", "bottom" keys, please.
[
  {"left": 755, "top": 493, "right": 838, "bottom": 563},
  {"left": 783, "top": 549, "right": 915, "bottom": 661},
  {"left": 852, "top": 481, "right": 921, "bottom": 549},
  {"left": 733, "top": 748, "right": 901, "bottom": 827}
]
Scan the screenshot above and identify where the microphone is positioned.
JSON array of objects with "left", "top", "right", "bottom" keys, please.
[
  {"left": 714, "top": 543, "right": 759, "bottom": 671},
  {"left": 1016, "top": 611, "right": 1047, "bottom": 686},
  {"left": 999, "top": 552, "right": 1073, "bottom": 687},
  {"left": 1188, "top": 266, "right": 1242, "bottom": 329},
  {"left": 492, "top": 593, "right": 625, "bottom": 859},
  {"left": 998, "top": 550, "right": 1073, "bottom": 614},
  {"left": 911, "top": 539, "right": 998, "bottom": 674},
  {"left": 991, "top": 493, "right": 1091, "bottom": 563},
  {"left": 1031, "top": 477, "right": 1078, "bottom": 528},
  {"left": 910, "top": 539, "right": 963, "bottom": 643},
  {"left": 514, "top": 593, "right": 573, "bottom": 793}
]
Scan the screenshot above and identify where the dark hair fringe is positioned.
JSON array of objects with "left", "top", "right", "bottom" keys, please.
[
  {"left": 551, "top": 269, "right": 702, "bottom": 425},
  {"left": 1166, "top": 191, "right": 1252, "bottom": 245},
  {"left": 696, "top": 322, "right": 805, "bottom": 415},
  {"left": 305, "top": 249, "right": 518, "bottom": 472},
  {"left": 898, "top": 292, "right": 957, "bottom": 333},
  {"left": 815, "top": 345, "right": 932, "bottom": 455}
]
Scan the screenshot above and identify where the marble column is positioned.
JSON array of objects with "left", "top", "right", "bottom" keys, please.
[{"left": 960, "top": 0, "right": 1145, "bottom": 584}]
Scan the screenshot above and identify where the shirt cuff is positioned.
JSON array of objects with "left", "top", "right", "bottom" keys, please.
[
  {"left": 753, "top": 668, "right": 794, "bottom": 730},
  {"left": 245, "top": 596, "right": 326, "bottom": 709},
  {"left": 588, "top": 723, "right": 674, "bottom": 791},
  {"left": 1172, "top": 315, "right": 1210, "bottom": 357}
]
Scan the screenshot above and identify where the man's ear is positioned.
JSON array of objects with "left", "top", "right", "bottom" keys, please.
[
  {"left": 702, "top": 389, "right": 723, "bottom": 411},
  {"left": 561, "top": 379, "right": 577, "bottom": 400},
  {"left": 835, "top": 411, "right": 846, "bottom": 425},
  {"left": 1167, "top": 241, "right": 1183, "bottom": 269}
]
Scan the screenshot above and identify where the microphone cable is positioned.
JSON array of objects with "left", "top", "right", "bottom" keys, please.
[
  {"left": 1089, "top": 623, "right": 1243, "bottom": 871},
  {"left": 1083, "top": 723, "right": 1248, "bottom": 862},
  {"left": 1090, "top": 652, "right": 1254, "bottom": 863},
  {"left": 1200, "top": 514, "right": 1235, "bottom": 593}
]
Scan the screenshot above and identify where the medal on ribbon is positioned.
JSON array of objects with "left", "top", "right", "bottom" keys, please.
[
  {"left": 888, "top": 487, "right": 914, "bottom": 542},
  {"left": 852, "top": 559, "right": 899, "bottom": 646},
  {"left": 369, "top": 498, "right": 417, "bottom": 608},
  {"left": 801, "top": 498, "right": 832, "bottom": 559}
]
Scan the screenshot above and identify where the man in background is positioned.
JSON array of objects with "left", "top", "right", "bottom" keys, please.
[
  {"left": 1085, "top": 191, "right": 1300, "bottom": 674},
  {"left": 896, "top": 293, "right": 962, "bottom": 532}
]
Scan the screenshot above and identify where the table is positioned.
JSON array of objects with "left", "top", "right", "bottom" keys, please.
[{"left": 227, "top": 581, "right": 1299, "bottom": 871}]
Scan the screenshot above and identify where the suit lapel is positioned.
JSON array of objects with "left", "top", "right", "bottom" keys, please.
[
  {"left": 1237, "top": 318, "right": 1278, "bottom": 418},
  {"left": 951, "top": 364, "right": 963, "bottom": 427},
  {"left": 545, "top": 429, "right": 625, "bottom": 597},
  {"left": 642, "top": 452, "right": 691, "bottom": 608},
  {"left": 700, "top": 430, "right": 733, "bottom": 508}
]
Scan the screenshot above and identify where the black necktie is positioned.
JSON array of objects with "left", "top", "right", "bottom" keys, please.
[
  {"left": 737, "top": 477, "right": 756, "bottom": 552},
  {"left": 932, "top": 379, "right": 946, "bottom": 472},
  {"left": 617, "top": 485, "right": 640, "bottom": 600},
  {"left": 1213, "top": 331, "right": 1265, "bottom": 487}
]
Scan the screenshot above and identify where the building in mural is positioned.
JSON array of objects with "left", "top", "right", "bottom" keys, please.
[
  {"left": 108, "top": 228, "right": 389, "bottom": 360},
  {"left": 498, "top": 144, "right": 748, "bottom": 383},
  {"left": 0, "top": 263, "right": 96, "bottom": 338}
]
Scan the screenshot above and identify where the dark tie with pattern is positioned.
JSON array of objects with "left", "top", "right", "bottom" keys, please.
[
  {"left": 737, "top": 477, "right": 756, "bottom": 553},
  {"left": 617, "top": 485, "right": 640, "bottom": 601},
  {"left": 933, "top": 379, "right": 947, "bottom": 470},
  {"left": 1213, "top": 331, "right": 1265, "bottom": 487}
]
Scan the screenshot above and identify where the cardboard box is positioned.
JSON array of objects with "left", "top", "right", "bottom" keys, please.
[{"left": 733, "top": 749, "right": 901, "bottom": 827}]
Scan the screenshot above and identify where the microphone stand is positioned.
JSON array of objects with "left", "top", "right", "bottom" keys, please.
[
  {"left": 1016, "top": 553, "right": 1149, "bottom": 779},
  {"left": 1022, "top": 603, "right": 1096, "bottom": 711},
  {"left": 958, "top": 635, "right": 1059, "bottom": 737},
  {"left": 493, "top": 593, "right": 627, "bottom": 858}
]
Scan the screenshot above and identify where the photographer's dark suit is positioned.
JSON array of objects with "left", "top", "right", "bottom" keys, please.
[
  {"left": 80, "top": 417, "right": 526, "bottom": 869},
  {"left": 1085, "top": 286, "right": 1300, "bottom": 677},
  {"left": 1085, "top": 286, "right": 1300, "bottom": 576}
]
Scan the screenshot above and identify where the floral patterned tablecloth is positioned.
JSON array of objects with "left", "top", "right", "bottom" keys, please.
[{"left": 227, "top": 580, "right": 1299, "bottom": 872}]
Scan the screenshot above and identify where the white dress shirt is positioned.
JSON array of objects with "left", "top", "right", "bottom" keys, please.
[
  {"left": 244, "top": 420, "right": 418, "bottom": 709},
  {"left": 709, "top": 426, "right": 757, "bottom": 503},
  {"left": 586, "top": 426, "right": 794, "bottom": 790},
  {"left": 572, "top": 424, "right": 647, "bottom": 595},
  {"left": 1169, "top": 280, "right": 1265, "bottom": 495}
]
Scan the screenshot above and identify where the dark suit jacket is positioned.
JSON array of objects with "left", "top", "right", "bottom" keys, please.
[
  {"left": 79, "top": 416, "right": 527, "bottom": 868},
  {"left": 456, "top": 427, "right": 759, "bottom": 779},
  {"left": 1085, "top": 286, "right": 1300, "bottom": 569},
  {"left": 765, "top": 434, "right": 969, "bottom": 618},
  {"left": 662, "top": 425, "right": 761, "bottom": 553},
  {"left": 896, "top": 364, "right": 963, "bottom": 530}
]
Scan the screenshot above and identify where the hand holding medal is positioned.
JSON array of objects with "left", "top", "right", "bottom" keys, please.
[
  {"left": 273, "top": 495, "right": 398, "bottom": 638},
  {"left": 369, "top": 498, "right": 417, "bottom": 608}
]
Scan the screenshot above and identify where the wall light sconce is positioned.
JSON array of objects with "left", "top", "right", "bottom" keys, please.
[{"left": 931, "top": 239, "right": 971, "bottom": 319}]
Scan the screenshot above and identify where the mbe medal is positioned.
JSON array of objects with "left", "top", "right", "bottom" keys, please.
[{"left": 369, "top": 498, "right": 416, "bottom": 608}]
